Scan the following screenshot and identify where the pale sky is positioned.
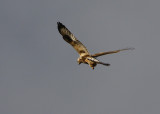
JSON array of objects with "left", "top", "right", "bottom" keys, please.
[{"left": 0, "top": 0, "right": 160, "bottom": 114}]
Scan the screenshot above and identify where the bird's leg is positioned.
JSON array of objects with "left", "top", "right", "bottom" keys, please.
[
  {"left": 88, "top": 63, "right": 95, "bottom": 70},
  {"left": 77, "top": 58, "right": 82, "bottom": 65}
]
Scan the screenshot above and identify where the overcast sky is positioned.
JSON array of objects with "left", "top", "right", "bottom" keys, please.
[{"left": 1, "top": 0, "right": 160, "bottom": 114}]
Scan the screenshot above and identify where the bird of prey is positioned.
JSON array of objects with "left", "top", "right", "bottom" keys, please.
[{"left": 57, "top": 22, "right": 134, "bottom": 69}]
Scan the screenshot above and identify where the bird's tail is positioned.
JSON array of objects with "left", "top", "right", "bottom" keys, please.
[
  {"left": 87, "top": 57, "right": 110, "bottom": 66},
  {"left": 98, "top": 62, "right": 110, "bottom": 66}
]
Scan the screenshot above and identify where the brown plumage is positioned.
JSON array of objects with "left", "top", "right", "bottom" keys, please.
[{"left": 57, "top": 22, "right": 134, "bottom": 69}]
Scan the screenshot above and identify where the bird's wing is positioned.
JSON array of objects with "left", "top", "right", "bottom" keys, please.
[
  {"left": 91, "top": 47, "right": 134, "bottom": 57},
  {"left": 57, "top": 22, "right": 90, "bottom": 56}
]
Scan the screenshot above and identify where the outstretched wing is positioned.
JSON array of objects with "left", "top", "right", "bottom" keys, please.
[
  {"left": 91, "top": 47, "right": 134, "bottom": 57},
  {"left": 57, "top": 22, "right": 90, "bottom": 56}
]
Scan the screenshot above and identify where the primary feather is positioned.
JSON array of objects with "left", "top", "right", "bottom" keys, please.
[{"left": 91, "top": 47, "right": 134, "bottom": 57}]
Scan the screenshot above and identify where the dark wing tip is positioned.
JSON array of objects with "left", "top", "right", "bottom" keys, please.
[
  {"left": 57, "top": 22, "right": 66, "bottom": 33},
  {"left": 57, "top": 22, "right": 65, "bottom": 28},
  {"left": 124, "top": 47, "right": 135, "bottom": 50},
  {"left": 57, "top": 22, "right": 61, "bottom": 26}
]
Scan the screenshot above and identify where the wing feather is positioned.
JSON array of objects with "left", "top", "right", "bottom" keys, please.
[
  {"left": 91, "top": 48, "right": 134, "bottom": 57},
  {"left": 57, "top": 22, "right": 90, "bottom": 56}
]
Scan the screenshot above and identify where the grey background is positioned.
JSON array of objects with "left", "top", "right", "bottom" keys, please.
[{"left": 1, "top": 0, "right": 160, "bottom": 114}]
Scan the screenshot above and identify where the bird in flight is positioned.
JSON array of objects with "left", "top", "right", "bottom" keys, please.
[{"left": 57, "top": 22, "right": 134, "bottom": 69}]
